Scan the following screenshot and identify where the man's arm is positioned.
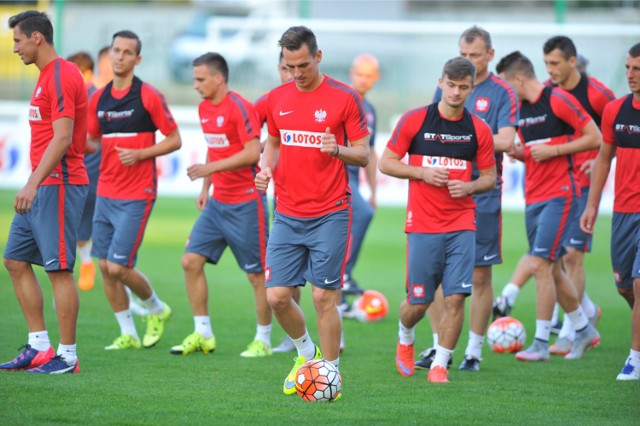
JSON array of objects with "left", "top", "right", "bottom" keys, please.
[
  {"left": 530, "top": 121, "right": 601, "bottom": 162},
  {"left": 320, "top": 127, "right": 369, "bottom": 167},
  {"left": 365, "top": 146, "right": 378, "bottom": 207},
  {"left": 378, "top": 147, "right": 450, "bottom": 186},
  {"left": 493, "top": 126, "right": 516, "bottom": 153},
  {"left": 187, "top": 138, "right": 260, "bottom": 180},
  {"left": 580, "top": 142, "right": 615, "bottom": 234},
  {"left": 447, "top": 166, "right": 497, "bottom": 199},
  {"left": 255, "top": 134, "right": 280, "bottom": 191},
  {"left": 86, "top": 134, "right": 101, "bottom": 154},
  {"left": 115, "top": 128, "right": 182, "bottom": 166},
  {"left": 14, "top": 117, "right": 74, "bottom": 214}
]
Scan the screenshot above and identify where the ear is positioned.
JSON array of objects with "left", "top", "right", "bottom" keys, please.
[
  {"left": 316, "top": 49, "right": 322, "bottom": 64},
  {"left": 135, "top": 55, "right": 142, "bottom": 66},
  {"left": 32, "top": 31, "right": 42, "bottom": 45},
  {"left": 488, "top": 48, "right": 495, "bottom": 62}
]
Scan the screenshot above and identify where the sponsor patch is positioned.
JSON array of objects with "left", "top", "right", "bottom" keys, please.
[
  {"left": 204, "top": 133, "right": 230, "bottom": 148},
  {"left": 28, "top": 105, "right": 42, "bottom": 121},
  {"left": 422, "top": 155, "right": 467, "bottom": 170},
  {"left": 280, "top": 129, "right": 324, "bottom": 148}
]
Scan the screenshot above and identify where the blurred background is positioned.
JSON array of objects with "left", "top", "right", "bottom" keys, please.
[{"left": 1, "top": 0, "right": 639, "bottom": 207}]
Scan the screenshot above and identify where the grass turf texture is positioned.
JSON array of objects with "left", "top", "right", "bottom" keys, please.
[{"left": 0, "top": 189, "right": 637, "bottom": 424}]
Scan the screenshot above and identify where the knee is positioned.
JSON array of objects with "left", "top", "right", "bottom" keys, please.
[
  {"left": 106, "top": 261, "right": 128, "bottom": 281},
  {"left": 312, "top": 289, "right": 337, "bottom": 313},
  {"left": 246, "top": 272, "right": 265, "bottom": 289},
  {"left": 563, "top": 249, "right": 582, "bottom": 269},
  {"left": 528, "top": 257, "right": 551, "bottom": 278},
  {"left": 266, "top": 288, "right": 289, "bottom": 311},
  {"left": 181, "top": 253, "right": 204, "bottom": 273},
  {"left": 473, "top": 267, "right": 492, "bottom": 289},
  {"left": 3, "top": 258, "right": 26, "bottom": 275},
  {"left": 618, "top": 286, "right": 634, "bottom": 303}
]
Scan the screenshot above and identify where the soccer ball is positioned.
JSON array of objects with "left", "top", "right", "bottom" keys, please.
[
  {"left": 487, "top": 317, "right": 526, "bottom": 353},
  {"left": 352, "top": 290, "right": 389, "bottom": 322},
  {"left": 295, "top": 359, "right": 342, "bottom": 402}
]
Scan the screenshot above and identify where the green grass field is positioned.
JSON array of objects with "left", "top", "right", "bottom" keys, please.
[{"left": 0, "top": 188, "right": 637, "bottom": 425}]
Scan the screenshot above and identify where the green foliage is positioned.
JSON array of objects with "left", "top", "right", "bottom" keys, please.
[{"left": 0, "top": 190, "right": 637, "bottom": 424}]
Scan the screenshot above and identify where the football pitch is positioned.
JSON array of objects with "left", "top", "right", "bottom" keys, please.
[{"left": 0, "top": 189, "right": 637, "bottom": 424}]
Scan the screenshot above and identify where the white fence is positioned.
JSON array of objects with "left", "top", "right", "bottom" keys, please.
[{"left": 0, "top": 101, "right": 615, "bottom": 213}]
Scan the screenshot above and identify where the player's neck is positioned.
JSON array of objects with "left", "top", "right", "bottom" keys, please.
[
  {"left": 35, "top": 46, "right": 58, "bottom": 71},
  {"left": 558, "top": 70, "right": 581, "bottom": 91},
  {"left": 475, "top": 69, "right": 490, "bottom": 85},
  {"left": 209, "top": 87, "right": 229, "bottom": 105},
  {"left": 524, "top": 80, "right": 545, "bottom": 103},
  {"left": 112, "top": 73, "right": 134, "bottom": 90},
  {"left": 296, "top": 72, "right": 324, "bottom": 92},
  {"left": 437, "top": 102, "right": 464, "bottom": 120}
]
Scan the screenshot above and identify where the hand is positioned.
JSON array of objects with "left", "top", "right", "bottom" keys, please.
[
  {"left": 115, "top": 146, "right": 141, "bottom": 166},
  {"left": 580, "top": 205, "right": 597, "bottom": 235},
  {"left": 447, "top": 179, "right": 470, "bottom": 198},
  {"left": 420, "top": 167, "right": 449, "bottom": 187},
  {"left": 196, "top": 189, "right": 209, "bottom": 211},
  {"left": 580, "top": 159, "right": 595, "bottom": 178},
  {"left": 320, "top": 127, "right": 338, "bottom": 157},
  {"left": 529, "top": 144, "right": 556, "bottom": 162},
  {"left": 255, "top": 167, "right": 272, "bottom": 191},
  {"left": 14, "top": 182, "right": 38, "bottom": 215},
  {"left": 187, "top": 163, "right": 211, "bottom": 181}
]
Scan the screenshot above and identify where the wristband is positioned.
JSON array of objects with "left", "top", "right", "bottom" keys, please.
[{"left": 333, "top": 144, "right": 340, "bottom": 157}]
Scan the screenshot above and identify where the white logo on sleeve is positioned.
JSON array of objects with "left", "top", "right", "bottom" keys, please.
[{"left": 422, "top": 155, "right": 467, "bottom": 170}]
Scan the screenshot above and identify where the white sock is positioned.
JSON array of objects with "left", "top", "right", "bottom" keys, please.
[
  {"left": 465, "top": 331, "right": 484, "bottom": 359},
  {"left": 254, "top": 323, "right": 272, "bottom": 346},
  {"left": 398, "top": 320, "right": 415, "bottom": 346},
  {"left": 28, "top": 331, "right": 51, "bottom": 352},
  {"left": 115, "top": 310, "right": 139, "bottom": 338},
  {"left": 292, "top": 331, "right": 316, "bottom": 360},
  {"left": 432, "top": 333, "right": 439, "bottom": 347},
  {"left": 558, "top": 313, "right": 575, "bottom": 340},
  {"left": 194, "top": 316, "right": 213, "bottom": 339},
  {"left": 327, "top": 358, "right": 340, "bottom": 370},
  {"left": 630, "top": 349, "right": 640, "bottom": 366},
  {"left": 433, "top": 344, "right": 453, "bottom": 369},
  {"left": 551, "top": 303, "right": 559, "bottom": 324},
  {"left": 142, "top": 291, "right": 164, "bottom": 315},
  {"left": 57, "top": 343, "right": 77, "bottom": 365},
  {"left": 581, "top": 292, "right": 597, "bottom": 318},
  {"left": 534, "top": 319, "right": 552, "bottom": 342},
  {"left": 77, "top": 243, "right": 92, "bottom": 263},
  {"left": 502, "top": 282, "right": 520, "bottom": 306},
  {"left": 566, "top": 307, "right": 589, "bottom": 332}
]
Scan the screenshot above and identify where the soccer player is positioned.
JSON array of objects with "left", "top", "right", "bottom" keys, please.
[
  {"left": 70, "top": 47, "right": 111, "bottom": 292},
  {"left": 342, "top": 53, "right": 380, "bottom": 296},
  {"left": 254, "top": 26, "right": 370, "bottom": 396},
  {"left": 381, "top": 56, "right": 496, "bottom": 383},
  {"left": 580, "top": 42, "right": 640, "bottom": 380},
  {"left": 87, "top": 30, "right": 180, "bottom": 350},
  {"left": 496, "top": 51, "right": 600, "bottom": 362},
  {"left": 414, "top": 26, "right": 518, "bottom": 372},
  {"left": 254, "top": 53, "right": 299, "bottom": 354},
  {"left": 493, "top": 37, "right": 614, "bottom": 354},
  {"left": 0, "top": 10, "right": 88, "bottom": 374},
  {"left": 170, "top": 52, "right": 271, "bottom": 358}
]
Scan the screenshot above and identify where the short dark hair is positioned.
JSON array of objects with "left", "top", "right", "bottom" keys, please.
[
  {"left": 460, "top": 25, "right": 492, "bottom": 50},
  {"left": 543, "top": 35, "right": 577, "bottom": 60},
  {"left": 629, "top": 42, "right": 640, "bottom": 58},
  {"left": 279, "top": 26, "right": 318, "bottom": 56},
  {"left": 112, "top": 30, "right": 141, "bottom": 55},
  {"left": 496, "top": 51, "right": 536, "bottom": 79},
  {"left": 8, "top": 10, "right": 54, "bottom": 45},
  {"left": 67, "top": 51, "right": 94, "bottom": 73},
  {"left": 192, "top": 52, "right": 229, "bottom": 83},
  {"left": 442, "top": 56, "right": 476, "bottom": 85},
  {"left": 98, "top": 46, "right": 110, "bottom": 59}
]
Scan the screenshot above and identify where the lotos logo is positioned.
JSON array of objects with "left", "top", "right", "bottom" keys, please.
[
  {"left": 314, "top": 109, "right": 327, "bottom": 122},
  {"left": 28, "top": 106, "right": 42, "bottom": 121},
  {"left": 422, "top": 155, "right": 467, "bottom": 170},
  {"left": 280, "top": 129, "right": 323, "bottom": 148},
  {"left": 204, "top": 133, "right": 230, "bottom": 148},
  {"left": 475, "top": 97, "right": 490, "bottom": 112}
]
